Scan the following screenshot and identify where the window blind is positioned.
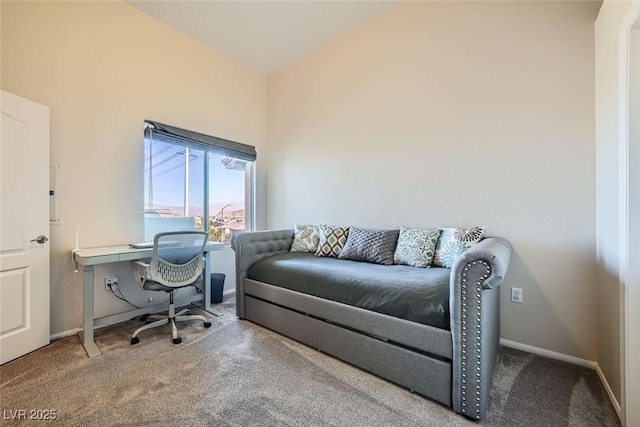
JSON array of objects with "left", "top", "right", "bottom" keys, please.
[{"left": 144, "top": 120, "right": 257, "bottom": 162}]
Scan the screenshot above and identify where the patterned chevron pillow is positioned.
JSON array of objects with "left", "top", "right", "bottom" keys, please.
[
  {"left": 315, "top": 225, "right": 349, "bottom": 258},
  {"left": 290, "top": 224, "right": 320, "bottom": 253},
  {"left": 338, "top": 227, "right": 400, "bottom": 265},
  {"left": 393, "top": 227, "right": 441, "bottom": 268},
  {"left": 432, "top": 227, "right": 485, "bottom": 268}
]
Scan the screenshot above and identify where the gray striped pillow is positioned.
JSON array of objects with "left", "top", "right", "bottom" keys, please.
[{"left": 338, "top": 227, "right": 399, "bottom": 265}]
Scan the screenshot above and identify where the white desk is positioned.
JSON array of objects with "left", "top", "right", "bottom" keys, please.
[{"left": 72, "top": 242, "right": 225, "bottom": 357}]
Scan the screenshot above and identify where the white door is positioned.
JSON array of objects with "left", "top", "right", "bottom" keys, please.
[{"left": 0, "top": 91, "right": 50, "bottom": 365}]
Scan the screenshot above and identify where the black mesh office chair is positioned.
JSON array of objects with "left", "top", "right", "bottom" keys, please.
[{"left": 130, "top": 231, "right": 211, "bottom": 345}]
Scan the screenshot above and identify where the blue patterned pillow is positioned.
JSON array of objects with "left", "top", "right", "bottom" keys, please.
[
  {"left": 432, "top": 227, "right": 485, "bottom": 268},
  {"left": 393, "top": 227, "right": 441, "bottom": 268}
]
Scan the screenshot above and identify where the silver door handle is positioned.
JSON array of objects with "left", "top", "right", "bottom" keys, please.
[{"left": 30, "top": 235, "right": 49, "bottom": 244}]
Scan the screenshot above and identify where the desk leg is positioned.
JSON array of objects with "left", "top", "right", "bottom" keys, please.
[
  {"left": 203, "top": 251, "right": 223, "bottom": 317},
  {"left": 77, "top": 264, "right": 101, "bottom": 357}
]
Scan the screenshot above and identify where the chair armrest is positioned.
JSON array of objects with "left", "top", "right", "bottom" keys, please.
[
  {"left": 231, "top": 229, "right": 294, "bottom": 318},
  {"left": 130, "top": 260, "right": 150, "bottom": 289},
  {"left": 449, "top": 237, "right": 512, "bottom": 420},
  {"left": 132, "top": 260, "right": 149, "bottom": 268}
]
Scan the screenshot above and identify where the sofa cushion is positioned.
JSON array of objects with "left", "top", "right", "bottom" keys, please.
[
  {"left": 432, "top": 227, "right": 485, "bottom": 268},
  {"left": 394, "top": 227, "right": 441, "bottom": 268},
  {"left": 338, "top": 227, "right": 399, "bottom": 265},
  {"left": 290, "top": 224, "right": 320, "bottom": 253},
  {"left": 315, "top": 225, "right": 349, "bottom": 257},
  {"left": 247, "top": 252, "right": 452, "bottom": 329}
]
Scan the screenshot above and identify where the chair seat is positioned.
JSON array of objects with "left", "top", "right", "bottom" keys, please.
[{"left": 141, "top": 279, "right": 192, "bottom": 292}]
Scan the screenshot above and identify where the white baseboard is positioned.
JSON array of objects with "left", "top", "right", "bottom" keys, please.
[
  {"left": 500, "top": 339, "right": 621, "bottom": 418},
  {"left": 500, "top": 339, "right": 594, "bottom": 368},
  {"left": 50, "top": 327, "right": 81, "bottom": 341},
  {"left": 595, "top": 363, "right": 622, "bottom": 418},
  {"left": 50, "top": 291, "right": 236, "bottom": 341}
]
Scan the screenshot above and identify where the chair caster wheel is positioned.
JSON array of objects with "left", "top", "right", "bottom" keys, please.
[
  {"left": 204, "top": 321, "right": 212, "bottom": 328},
  {"left": 131, "top": 337, "right": 140, "bottom": 345},
  {"left": 173, "top": 337, "right": 182, "bottom": 344}
]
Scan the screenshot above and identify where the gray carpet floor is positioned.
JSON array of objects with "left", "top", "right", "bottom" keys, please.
[{"left": 0, "top": 295, "right": 620, "bottom": 426}]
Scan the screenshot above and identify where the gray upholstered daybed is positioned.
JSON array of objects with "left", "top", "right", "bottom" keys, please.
[{"left": 231, "top": 229, "right": 512, "bottom": 420}]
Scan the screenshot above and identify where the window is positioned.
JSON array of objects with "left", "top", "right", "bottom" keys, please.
[{"left": 143, "top": 121, "right": 256, "bottom": 244}]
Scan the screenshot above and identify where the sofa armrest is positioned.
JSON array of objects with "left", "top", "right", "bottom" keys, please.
[
  {"left": 231, "top": 229, "right": 294, "bottom": 318},
  {"left": 456, "top": 237, "right": 512, "bottom": 289},
  {"left": 449, "top": 237, "right": 512, "bottom": 420}
]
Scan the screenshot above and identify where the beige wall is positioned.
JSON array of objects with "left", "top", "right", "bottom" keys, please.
[
  {"left": 1, "top": 1, "right": 267, "bottom": 335},
  {"left": 1, "top": 0, "right": 616, "bottom": 378},
  {"left": 268, "top": 1, "right": 599, "bottom": 360}
]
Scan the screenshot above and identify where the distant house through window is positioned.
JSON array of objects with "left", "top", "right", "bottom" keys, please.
[{"left": 143, "top": 121, "right": 256, "bottom": 243}]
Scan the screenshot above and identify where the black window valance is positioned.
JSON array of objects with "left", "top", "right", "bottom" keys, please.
[{"left": 144, "top": 120, "right": 257, "bottom": 162}]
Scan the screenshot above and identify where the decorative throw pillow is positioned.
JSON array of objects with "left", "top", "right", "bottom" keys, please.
[
  {"left": 432, "top": 227, "right": 485, "bottom": 268},
  {"left": 315, "top": 225, "right": 349, "bottom": 258},
  {"left": 290, "top": 224, "right": 320, "bottom": 253},
  {"left": 393, "top": 227, "right": 441, "bottom": 268},
  {"left": 338, "top": 227, "right": 400, "bottom": 265}
]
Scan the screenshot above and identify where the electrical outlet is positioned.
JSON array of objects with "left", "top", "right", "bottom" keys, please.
[
  {"left": 105, "top": 276, "right": 119, "bottom": 291},
  {"left": 511, "top": 287, "right": 523, "bottom": 303}
]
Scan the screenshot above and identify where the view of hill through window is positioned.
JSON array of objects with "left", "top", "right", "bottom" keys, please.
[{"left": 144, "top": 139, "right": 250, "bottom": 243}]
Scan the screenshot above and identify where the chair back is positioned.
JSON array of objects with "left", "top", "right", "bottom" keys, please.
[{"left": 148, "top": 231, "right": 208, "bottom": 288}]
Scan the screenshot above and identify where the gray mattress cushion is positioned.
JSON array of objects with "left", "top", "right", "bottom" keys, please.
[{"left": 246, "top": 252, "right": 451, "bottom": 329}]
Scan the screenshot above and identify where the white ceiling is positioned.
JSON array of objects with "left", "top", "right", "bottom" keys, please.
[{"left": 126, "top": 1, "right": 400, "bottom": 74}]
